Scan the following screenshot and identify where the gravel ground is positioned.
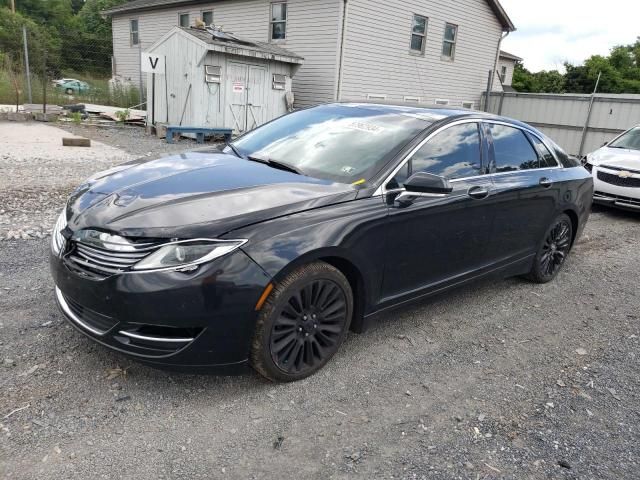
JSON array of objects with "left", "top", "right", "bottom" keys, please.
[
  {"left": 0, "top": 122, "right": 203, "bottom": 241},
  {"left": 0, "top": 122, "right": 639, "bottom": 479}
]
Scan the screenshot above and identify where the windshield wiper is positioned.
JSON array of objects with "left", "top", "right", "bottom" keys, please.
[
  {"left": 246, "top": 155, "right": 304, "bottom": 175},
  {"left": 226, "top": 142, "right": 244, "bottom": 159}
]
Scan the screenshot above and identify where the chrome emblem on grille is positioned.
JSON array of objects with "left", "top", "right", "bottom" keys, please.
[{"left": 618, "top": 170, "right": 632, "bottom": 178}]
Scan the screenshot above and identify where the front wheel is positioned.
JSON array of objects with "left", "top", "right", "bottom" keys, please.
[
  {"left": 250, "top": 261, "right": 353, "bottom": 382},
  {"left": 526, "top": 213, "right": 573, "bottom": 283}
]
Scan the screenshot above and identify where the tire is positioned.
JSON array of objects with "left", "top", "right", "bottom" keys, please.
[
  {"left": 65, "top": 88, "right": 74, "bottom": 95},
  {"left": 250, "top": 261, "right": 353, "bottom": 382},
  {"left": 526, "top": 213, "right": 573, "bottom": 284}
]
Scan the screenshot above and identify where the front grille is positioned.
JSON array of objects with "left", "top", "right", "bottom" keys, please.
[
  {"left": 65, "top": 234, "right": 163, "bottom": 279},
  {"left": 62, "top": 293, "right": 119, "bottom": 334},
  {"left": 597, "top": 170, "right": 640, "bottom": 188}
]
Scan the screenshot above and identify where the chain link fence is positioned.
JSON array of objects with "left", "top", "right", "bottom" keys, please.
[{"left": 1, "top": 24, "right": 143, "bottom": 111}]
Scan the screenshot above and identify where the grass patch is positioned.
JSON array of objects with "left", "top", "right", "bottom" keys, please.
[{"left": 0, "top": 68, "right": 143, "bottom": 108}]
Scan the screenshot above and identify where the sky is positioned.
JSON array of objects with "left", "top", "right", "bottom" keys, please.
[{"left": 499, "top": 0, "right": 640, "bottom": 72}]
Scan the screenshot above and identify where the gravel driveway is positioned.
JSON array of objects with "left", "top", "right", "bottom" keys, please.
[{"left": 0, "top": 122, "right": 639, "bottom": 479}]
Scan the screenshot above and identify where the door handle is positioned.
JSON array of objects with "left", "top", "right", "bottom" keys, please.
[
  {"left": 467, "top": 185, "right": 490, "bottom": 199},
  {"left": 539, "top": 177, "right": 553, "bottom": 188}
]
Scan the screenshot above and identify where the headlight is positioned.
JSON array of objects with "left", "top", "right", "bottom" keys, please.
[
  {"left": 132, "top": 239, "right": 247, "bottom": 272},
  {"left": 51, "top": 210, "right": 67, "bottom": 256}
]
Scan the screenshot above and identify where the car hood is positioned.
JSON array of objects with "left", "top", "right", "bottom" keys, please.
[
  {"left": 65, "top": 151, "right": 357, "bottom": 238},
  {"left": 588, "top": 146, "right": 640, "bottom": 169}
]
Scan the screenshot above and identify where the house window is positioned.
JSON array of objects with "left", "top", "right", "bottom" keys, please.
[
  {"left": 500, "top": 65, "right": 507, "bottom": 80},
  {"left": 202, "top": 11, "right": 213, "bottom": 25},
  {"left": 442, "top": 23, "right": 458, "bottom": 59},
  {"left": 130, "top": 19, "right": 139, "bottom": 45},
  {"left": 410, "top": 15, "right": 428, "bottom": 54},
  {"left": 205, "top": 65, "right": 221, "bottom": 83},
  {"left": 270, "top": 2, "right": 287, "bottom": 40},
  {"left": 179, "top": 13, "right": 189, "bottom": 27}
]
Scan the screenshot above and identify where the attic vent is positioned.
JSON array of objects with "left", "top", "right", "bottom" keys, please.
[
  {"left": 272, "top": 74, "right": 287, "bottom": 90},
  {"left": 434, "top": 99, "right": 450, "bottom": 106},
  {"left": 205, "top": 65, "right": 221, "bottom": 83}
]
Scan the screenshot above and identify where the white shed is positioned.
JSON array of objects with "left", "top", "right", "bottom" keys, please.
[{"left": 145, "top": 26, "right": 304, "bottom": 134}]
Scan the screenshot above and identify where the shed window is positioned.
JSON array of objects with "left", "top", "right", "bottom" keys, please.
[
  {"left": 410, "top": 15, "right": 428, "bottom": 54},
  {"left": 130, "top": 19, "right": 139, "bottom": 46},
  {"left": 202, "top": 11, "right": 213, "bottom": 25},
  {"left": 272, "top": 74, "right": 287, "bottom": 90},
  {"left": 500, "top": 65, "right": 507, "bottom": 80},
  {"left": 205, "top": 65, "right": 221, "bottom": 84},
  {"left": 442, "top": 23, "right": 457, "bottom": 59},
  {"left": 179, "top": 13, "right": 189, "bottom": 27},
  {"left": 271, "top": 2, "right": 287, "bottom": 40}
]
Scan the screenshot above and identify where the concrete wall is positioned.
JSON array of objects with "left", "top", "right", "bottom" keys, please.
[
  {"left": 486, "top": 92, "right": 640, "bottom": 155},
  {"left": 338, "top": 0, "right": 503, "bottom": 109}
]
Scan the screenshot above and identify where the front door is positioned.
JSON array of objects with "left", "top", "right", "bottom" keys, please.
[
  {"left": 227, "top": 63, "right": 267, "bottom": 134},
  {"left": 380, "top": 122, "right": 495, "bottom": 302}
]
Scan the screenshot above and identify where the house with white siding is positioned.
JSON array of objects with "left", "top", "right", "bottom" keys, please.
[
  {"left": 496, "top": 50, "right": 523, "bottom": 91},
  {"left": 104, "top": 0, "right": 515, "bottom": 109}
]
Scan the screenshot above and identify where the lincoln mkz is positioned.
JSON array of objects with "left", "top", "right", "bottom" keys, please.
[{"left": 50, "top": 103, "right": 593, "bottom": 381}]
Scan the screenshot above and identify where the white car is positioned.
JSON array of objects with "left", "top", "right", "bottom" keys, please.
[{"left": 585, "top": 125, "right": 640, "bottom": 211}]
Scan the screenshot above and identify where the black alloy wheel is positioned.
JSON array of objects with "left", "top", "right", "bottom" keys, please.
[
  {"left": 251, "top": 262, "right": 353, "bottom": 382},
  {"left": 527, "top": 213, "right": 573, "bottom": 283}
]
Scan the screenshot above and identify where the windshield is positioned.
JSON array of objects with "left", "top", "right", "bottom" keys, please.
[
  {"left": 228, "top": 104, "right": 433, "bottom": 184},
  {"left": 609, "top": 126, "right": 640, "bottom": 151}
]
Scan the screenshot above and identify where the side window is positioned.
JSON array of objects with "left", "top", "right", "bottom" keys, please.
[
  {"left": 488, "top": 124, "right": 539, "bottom": 172},
  {"left": 388, "top": 123, "right": 482, "bottom": 188},
  {"left": 528, "top": 135, "right": 559, "bottom": 168}
]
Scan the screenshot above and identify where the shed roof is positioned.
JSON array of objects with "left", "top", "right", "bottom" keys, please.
[
  {"left": 151, "top": 27, "right": 304, "bottom": 64},
  {"left": 103, "top": 0, "right": 516, "bottom": 31}
]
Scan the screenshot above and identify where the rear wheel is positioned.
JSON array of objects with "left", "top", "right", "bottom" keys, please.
[
  {"left": 250, "top": 261, "right": 353, "bottom": 382},
  {"left": 526, "top": 213, "right": 573, "bottom": 283}
]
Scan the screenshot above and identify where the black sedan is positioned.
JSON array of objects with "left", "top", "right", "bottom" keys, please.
[{"left": 50, "top": 103, "right": 593, "bottom": 382}]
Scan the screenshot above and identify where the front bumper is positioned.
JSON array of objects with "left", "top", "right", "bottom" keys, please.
[
  {"left": 592, "top": 166, "right": 640, "bottom": 211},
  {"left": 51, "top": 249, "right": 272, "bottom": 372}
]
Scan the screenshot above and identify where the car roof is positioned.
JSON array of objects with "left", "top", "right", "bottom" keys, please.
[{"left": 334, "top": 100, "right": 537, "bottom": 132}]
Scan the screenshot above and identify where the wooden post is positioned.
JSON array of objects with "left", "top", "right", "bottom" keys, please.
[
  {"left": 23, "top": 26, "right": 32, "bottom": 104},
  {"left": 42, "top": 49, "right": 47, "bottom": 114}
]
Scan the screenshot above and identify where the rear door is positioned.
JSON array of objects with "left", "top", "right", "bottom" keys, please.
[{"left": 483, "top": 122, "right": 561, "bottom": 264}]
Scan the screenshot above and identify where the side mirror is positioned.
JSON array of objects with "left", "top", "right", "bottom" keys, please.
[
  {"left": 404, "top": 172, "right": 453, "bottom": 194},
  {"left": 602, "top": 141, "right": 609, "bottom": 147}
]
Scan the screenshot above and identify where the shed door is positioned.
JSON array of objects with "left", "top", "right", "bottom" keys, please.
[
  {"left": 228, "top": 62, "right": 248, "bottom": 133},
  {"left": 247, "top": 66, "right": 267, "bottom": 130}
]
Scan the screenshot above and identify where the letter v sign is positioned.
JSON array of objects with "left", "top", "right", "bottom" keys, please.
[{"left": 149, "top": 56, "right": 159, "bottom": 69}]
